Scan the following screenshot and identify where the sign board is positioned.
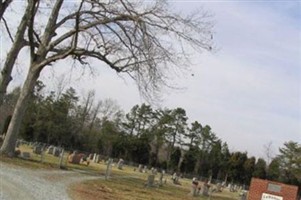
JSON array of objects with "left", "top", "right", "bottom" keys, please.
[
  {"left": 261, "top": 193, "right": 283, "bottom": 200},
  {"left": 267, "top": 183, "right": 281, "bottom": 193}
]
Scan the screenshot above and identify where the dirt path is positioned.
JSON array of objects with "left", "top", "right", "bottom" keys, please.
[{"left": 0, "top": 161, "right": 99, "bottom": 200}]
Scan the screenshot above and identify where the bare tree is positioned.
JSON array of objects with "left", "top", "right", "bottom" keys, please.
[
  {"left": 78, "top": 90, "right": 95, "bottom": 131},
  {"left": 99, "top": 99, "right": 122, "bottom": 120},
  {"left": 264, "top": 141, "right": 274, "bottom": 166},
  {"left": 88, "top": 100, "right": 102, "bottom": 132},
  {"left": 0, "top": 0, "right": 213, "bottom": 156}
]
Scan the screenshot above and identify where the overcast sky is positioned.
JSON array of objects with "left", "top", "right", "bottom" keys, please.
[{"left": 1, "top": 1, "right": 300, "bottom": 159}]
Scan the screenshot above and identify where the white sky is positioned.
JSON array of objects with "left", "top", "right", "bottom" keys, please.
[{"left": 1, "top": 1, "right": 300, "bottom": 159}]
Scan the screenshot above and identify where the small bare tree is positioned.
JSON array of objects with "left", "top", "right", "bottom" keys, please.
[
  {"left": 264, "top": 141, "right": 274, "bottom": 166},
  {"left": 0, "top": 0, "right": 213, "bottom": 156}
]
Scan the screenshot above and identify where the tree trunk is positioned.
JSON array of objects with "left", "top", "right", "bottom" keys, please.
[
  {"left": 0, "top": 65, "right": 41, "bottom": 156},
  {"left": 155, "top": 142, "right": 160, "bottom": 165},
  {"left": 0, "top": 1, "right": 33, "bottom": 107},
  {"left": 0, "top": 0, "right": 12, "bottom": 20},
  {"left": 177, "top": 149, "right": 185, "bottom": 172},
  {"left": 193, "top": 154, "right": 201, "bottom": 175}
]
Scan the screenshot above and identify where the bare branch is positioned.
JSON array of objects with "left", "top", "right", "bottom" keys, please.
[
  {"left": 2, "top": 17, "right": 13, "bottom": 42},
  {"left": 37, "top": 0, "right": 64, "bottom": 57},
  {"left": 28, "top": 0, "right": 39, "bottom": 61}
]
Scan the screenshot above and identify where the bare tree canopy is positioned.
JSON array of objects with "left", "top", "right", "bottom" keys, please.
[
  {"left": 0, "top": 0, "right": 213, "bottom": 156},
  {"left": 32, "top": 0, "right": 213, "bottom": 98}
]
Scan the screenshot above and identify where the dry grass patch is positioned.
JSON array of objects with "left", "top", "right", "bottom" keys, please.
[
  {"left": 0, "top": 153, "right": 57, "bottom": 169},
  {"left": 70, "top": 177, "right": 238, "bottom": 200}
]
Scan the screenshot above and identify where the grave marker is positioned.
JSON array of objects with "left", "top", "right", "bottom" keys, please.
[
  {"left": 145, "top": 174, "right": 155, "bottom": 187},
  {"left": 33, "top": 145, "right": 43, "bottom": 155},
  {"left": 190, "top": 178, "right": 200, "bottom": 197},
  {"left": 117, "top": 158, "right": 124, "bottom": 170},
  {"left": 53, "top": 147, "right": 61, "bottom": 157},
  {"left": 143, "top": 165, "right": 148, "bottom": 173},
  {"left": 239, "top": 191, "right": 247, "bottom": 200},
  {"left": 47, "top": 146, "right": 54, "bottom": 154},
  {"left": 95, "top": 154, "right": 101, "bottom": 163},
  {"left": 138, "top": 164, "right": 143, "bottom": 173},
  {"left": 159, "top": 172, "right": 164, "bottom": 186},
  {"left": 21, "top": 152, "right": 30, "bottom": 159},
  {"left": 59, "top": 149, "right": 65, "bottom": 168},
  {"left": 93, "top": 153, "right": 97, "bottom": 162},
  {"left": 105, "top": 158, "right": 113, "bottom": 180},
  {"left": 202, "top": 181, "right": 210, "bottom": 197},
  {"left": 151, "top": 168, "right": 157, "bottom": 175}
]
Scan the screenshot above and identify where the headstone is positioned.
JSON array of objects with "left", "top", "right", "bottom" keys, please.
[
  {"left": 59, "top": 149, "right": 65, "bottom": 168},
  {"left": 145, "top": 174, "right": 155, "bottom": 187},
  {"left": 159, "top": 172, "right": 164, "bottom": 186},
  {"left": 47, "top": 146, "right": 54, "bottom": 154},
  {"left": 190, "top": 178, "right": 201, "bottom": 196},
  {"left": 81, "top": 154, "right": 90, "bottom": 166},
  {"left": 202, "top": 181, "right": 210, "bottom": 196},
  {"left": 117, "top": 158, "right": 124, "bottom": 170},
  {"left": 21, "top": 152, "right": 30, "bottom": 159},
  {"left": 33, "top": 145, "right": 43, "bottom": 155},
  {"left": 191, "top": 184, "right": 198, "bottom": 196},
  {"left": 105, "top": 158, "right": 113, "bottom": 180},
  {"left": 208, "top": 175, "right": 212, "bottom": 184},
  {"left": 95, "top": 154, "right": 101, "bottom": 163},
  {"left": 230, "top": 184, "right": 236, "bottom": 192},
  {"left": 216, "top": 183, "right": 222, "bottom": 192},
  {"left": 138, "top": 164, "right": 143, "bottom": 173},
  {"left": 93, "top": 153, "right": 97, "bottom": 162},
  {"left": 151, "top": 168, "right": 157, "bottom": 175},
  {"left": 172, "top": 172, "right": 179, "bottom": 184},
  {"left": 240, "top": 191, "right": 247, "bottom": 200},
  {"left": 89, "top": 153, "right": 94, "bottom": 160},
  {"left": 68, "top": 152, "right": 83, "bottom": 164},
  {"left": 143, "top": 165, "right": 148, "bottom": 173},
  {"left": 53, "top": 147, "right": 61, "bottom": 157}
]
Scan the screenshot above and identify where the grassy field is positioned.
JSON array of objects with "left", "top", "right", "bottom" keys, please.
[
  {"left": 1, "top": 144, "right": 241, "bottom": 200},
  {"left": 69, "top": 176, "right": 240, "bottom": 200}
]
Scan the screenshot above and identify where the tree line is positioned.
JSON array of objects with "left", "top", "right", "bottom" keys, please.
[{"left": 1, "top": 83, "right": 300, "bottom": 187}]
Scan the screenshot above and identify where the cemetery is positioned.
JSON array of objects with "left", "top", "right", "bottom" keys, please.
[
  {"left": 0, "top": 136, "right": 300, "bottom": 200},
  {"left": 0, "top": 140, "right": 299, "bottom": 200},
  {"left": 0, "top": 142, "right": 245, "bottom": 200},
  {"left": 0, "top": 1, "right": 300, "bottom": 199}
]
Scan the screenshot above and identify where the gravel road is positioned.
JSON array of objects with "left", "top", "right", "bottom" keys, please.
[{"left": 0, "top": 161, "right": 99, "bottom": 200}]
